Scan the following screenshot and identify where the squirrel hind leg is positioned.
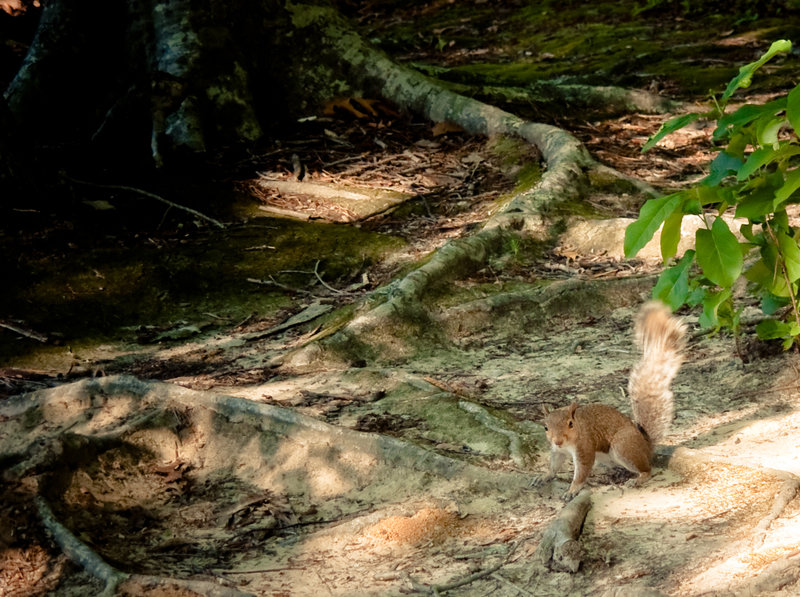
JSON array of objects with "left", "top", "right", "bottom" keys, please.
[{"left": 608, "top": 429, "right": 652, "bottom": 477}]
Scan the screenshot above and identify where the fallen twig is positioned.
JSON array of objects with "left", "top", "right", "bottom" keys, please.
[
  {"left": 491, "top": 571, "right": 535, "bottom": 597},
  {"left": 218, "top": 566, "right": 308, "bottom": 575},
  {"left": 0, "top": 320, "right": 48, "bottom": 342},
  {"left": 240, "top": 301, "right": 332, "bottom": 341},
  {"left": 246, "top": 276, "right": 313, "bottom": 295},
  {"left": 314, "top": 260, "right": 345, "bottom": 294},
  {"left": 67, "top": 177, "right": 226, "bottom": 229},
  {"left": 408, "top": 541, "right": 520, "bottom": 595}
]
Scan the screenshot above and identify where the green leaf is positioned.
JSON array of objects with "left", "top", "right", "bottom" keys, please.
[
  {"left": 762, "top": 292, "right": 789, "bottom": 315},
  {"left": 756, "top": 319, "right": 785, "bottom": 339},
  {"left": 775, "top": 169, "right": 800, "bottom": 205},
  {"left": 771, "top": 210, "right": 790, "bottom": 232},
  {"left": 713, "top": 99, "right": 787, "bottom": 142},
  {"left": 756, "top": 319, "right": 800, "bottom": 345},
  {"left": 735, "top": 187, "right": 777, "bottom": 221},
  {"left": 756, "top": 117, "right": 785, "bottom": 148},
  {"left": 721, "top": 40, "right": 792, "bottom": 103},
  {"left": 745, "top": 259, "right": 786, "bottom": 296},
  {"left": 776, "top": 230, "right": 800, "bottom": 282},
  {"left": 652, "top": 250, "right": 694, "bottom": 310},
  {"left": 660, "top": 211, "right": 684, "bottom": 262},
  {"left": 683, "top": 196, "right": 703, "bottom": 214},
  {"left": 737, "top": 146, "right": 778, "bottom": 181},
  {"left": 703, "top": 152, "right": 744, "bottom": 186},
  {"left": 642, "top": 113, "right": 700, "bottom": 153},
  {"left": 757, "top": 244, "right": 791, "bottom": 297},
  {"left": 698, "top": 288, "right": 732, "bottom": 328},
  {"left": 624, "top": 193, "right": 684, "bottom": 258},
  {"left": 695, "top": 218, "right": 743, "bottom": 287},
  {"left": 692, "top": 184, "right": 727, "bottom": 209},
  {"left": 786, "top": 84, "right": 800, "bottom": 133}
]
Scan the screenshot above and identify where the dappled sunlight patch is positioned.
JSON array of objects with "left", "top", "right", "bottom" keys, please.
[
  {"left": 1, "top": 376, "right": 543, "bottom": 595},
  {"left": 669, "top": 449, "right": 783, "bottom": 519},
  {"left": 683, "top": 526, "right": 800, "bottom": 593}
]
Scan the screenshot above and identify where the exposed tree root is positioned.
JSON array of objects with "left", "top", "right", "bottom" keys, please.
[
  {"left": 35, "top": 495, "right": 128, "bottom": 597},
  {"left": 275, "top": 3, "right": 662, "bottom": 368},
  {"left": 412, "top": 64, "right": 679, "bottom": 118},
  {"left": 37, "top": 491, "right": 257, "bottom": 597},
  {"left": 534, "top": 489, "right": 592, "bottom": 573},
  {"left": 0, "top": 375, "right": 539, "bottom": 596},
  {"left": 669, "top": 447, "right": 800, "bottom": 530},
  {"left": 469, "top": 81, "right": 679, "bottom": 119},
  {"left": 729, "top": 552, "right": 800, "bottom": 596},
  {"left": 753, "top": 476, "right": 800, "bottom": 547}
]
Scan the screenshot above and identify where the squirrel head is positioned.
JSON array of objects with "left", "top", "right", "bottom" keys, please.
[{"left": 541, "top": 402, "right": 579, "bottom": 448}]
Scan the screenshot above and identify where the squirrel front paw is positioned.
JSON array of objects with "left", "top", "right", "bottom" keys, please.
[
  {"left": 530, "top": 473, "right": 554, "bottom": 488},
  {"left": 560, "top": 489, "right": 579, "bottom": 502},
  {"left": 560, "top": 482, "right": 587, "bottom": 502}
]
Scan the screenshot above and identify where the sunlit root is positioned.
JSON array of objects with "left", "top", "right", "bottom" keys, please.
[{"left": 535, "top": 488, "right": 591, "bottom": 572}]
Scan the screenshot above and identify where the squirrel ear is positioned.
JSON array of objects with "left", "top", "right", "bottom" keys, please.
[
  {"left": 541, "top": 404, "right": 551, "bottom": 416},
  {"left": 567, "top": 402, "right": 578, "bottom": 418}
]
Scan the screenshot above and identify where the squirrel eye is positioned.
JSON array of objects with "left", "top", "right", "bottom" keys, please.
[
  {"left": 568, "top": 421, "right": 573, "bottom": 428},
  {"left": 543, "top": 425, "right": 548, "bottom": 431}
]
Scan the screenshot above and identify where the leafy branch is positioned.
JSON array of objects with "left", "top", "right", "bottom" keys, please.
[{"left": 625, "top": 39, "right": 800, "bottom": 347}]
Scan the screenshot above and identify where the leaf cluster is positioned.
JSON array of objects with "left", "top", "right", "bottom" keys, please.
[{"left": 625, "top": 40, "right": 800, "bottom": 347}]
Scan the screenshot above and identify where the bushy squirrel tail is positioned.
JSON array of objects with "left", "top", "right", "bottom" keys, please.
[{"left": 628, "top": 301, "right": 687, "bottom": 444}]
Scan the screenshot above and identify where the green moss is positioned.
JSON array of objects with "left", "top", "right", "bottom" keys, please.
[
  {"left": 514, "top": 163, "right": 542, "bottom": 193},
  {"left": 431, "top": 277, "right": 548, "bottom": 311},
  {"left": 0, "top": 207, "right": 406, "bottom": 366},
  {"left": 486, "top": 135, "right": 542, "bottom": 192},
  {"left": 398, "top": 393, "right": 516, "bottom": 456},
  {"left": 371, "top": 1, "right": 800, "bottom": 100}
]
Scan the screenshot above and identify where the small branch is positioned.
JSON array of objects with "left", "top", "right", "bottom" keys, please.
[
  {"left": 218, "top": 566, "right": 308, "bottom": 575},
  {"left": 246, "top": 276, "right": 313, "bottom": 295},
  {"left": 122, "top": 574, "right": 256, "bottom": 597},
  {"left": 765, "top": 222, "right": 800, "bottom": 337},
  {"left": 67, "top": 177, "right": 226, "bottom": 229},
  {"left": 491, "top": 571, "right": 535, "bottom": 596},
  {"left": 314, "top": 260, "right": 345, "bottom": 294},
  {"left": 409, "top": 541, "right": 520, "bottom": 594},
  {"left": 0, "top": 320, "right": 48, "bottom": 342}
]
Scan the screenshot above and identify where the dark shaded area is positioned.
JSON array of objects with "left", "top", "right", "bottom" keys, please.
[{"left": 3, "top": 0, "right": 800, "bottom": 383}]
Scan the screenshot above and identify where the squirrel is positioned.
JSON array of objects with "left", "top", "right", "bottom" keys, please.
[{"left": 532, "top": 301, "right": 687, "bottom": 501}]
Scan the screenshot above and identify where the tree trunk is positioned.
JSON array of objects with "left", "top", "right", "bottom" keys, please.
[{"left": 3, "top": 0, "right": 670, "bottom": 174}]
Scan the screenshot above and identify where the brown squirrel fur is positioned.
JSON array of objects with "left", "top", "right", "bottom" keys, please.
[{"left": 533, "top": 301, "right": 687, "bottom": 501}]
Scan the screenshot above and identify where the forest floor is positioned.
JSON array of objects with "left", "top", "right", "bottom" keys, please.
[{"left": 3, "top": 2, "right": 800, "bottom": 596}]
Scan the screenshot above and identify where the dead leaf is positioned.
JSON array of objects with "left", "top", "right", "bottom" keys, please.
[
  {"left": 152, "top": 460, "right": 187, "bottom": 484},
  {"left": 323, "top": 97, "right": 387, "bottom": 120},
  {"left": 432, "top": 121, "right": 464, "bottom": 136}
]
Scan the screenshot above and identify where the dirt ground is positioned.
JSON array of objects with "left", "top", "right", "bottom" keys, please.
[
  {"left": 3, "top": 293, "right": 800, "bottom": 596},
  {"left": 4, "top": 2, "right": 800, "bottom": 596}
]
